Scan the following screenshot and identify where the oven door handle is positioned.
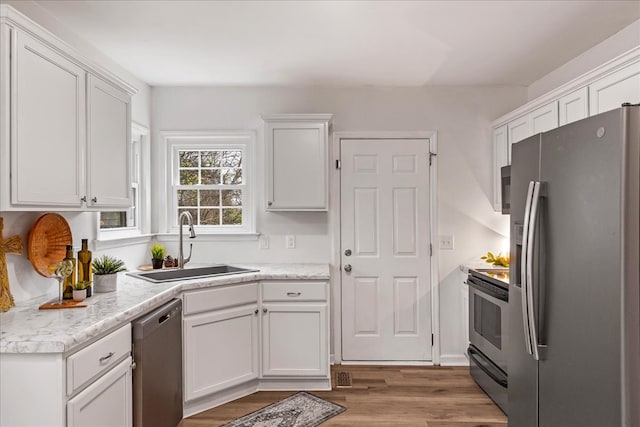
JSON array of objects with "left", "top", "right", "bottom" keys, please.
[
  {"left": 527, "top": 181, "right": 542, "bottom": 361},
  {"left": 467, "top": 277, "right": 508, "bottom": 302},
  {"left": 467, "top": 346, "right": 508, "bottom": 388},
  {"left": 521, "top": 181, "right": 535, "bottom": 356}
]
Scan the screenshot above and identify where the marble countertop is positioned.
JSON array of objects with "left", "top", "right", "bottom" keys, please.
[{"left": 0, "top": 263, "right": 330, "bottom": 355}]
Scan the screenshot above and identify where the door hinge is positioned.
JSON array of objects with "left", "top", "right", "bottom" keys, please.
[
  {"left": 431, "top": 334, "right": 434, "bottom": 346},
  {"left": 429, "top": 152, "right": 437, "bottom": 166},
  {"left": 336, "top": 159, "right": 341, "bottom": 169},
  {"left": 429, "top": 243, "right": 433, "bottom": 256}
]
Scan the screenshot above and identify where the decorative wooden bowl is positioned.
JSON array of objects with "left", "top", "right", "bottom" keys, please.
[{"left": 28, "top": 213, "right": 72, "bottom": 277}]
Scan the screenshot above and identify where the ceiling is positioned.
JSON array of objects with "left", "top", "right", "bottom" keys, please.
[{"left": 33, "top": 0, "right": 640, "bottom": 87}]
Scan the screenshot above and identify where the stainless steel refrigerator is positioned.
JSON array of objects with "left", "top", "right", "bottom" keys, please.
[{"left": 508, "top": 105, "right": 640, "bottom": 427}]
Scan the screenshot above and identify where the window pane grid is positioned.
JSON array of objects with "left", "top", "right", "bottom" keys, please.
[{"left": 176, "top": 149, "right": 244, "bottom": 226}]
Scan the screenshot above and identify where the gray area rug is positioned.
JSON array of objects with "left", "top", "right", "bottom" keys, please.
[{"left": 222, "top": 392, "right": 345, "bottom": 427}]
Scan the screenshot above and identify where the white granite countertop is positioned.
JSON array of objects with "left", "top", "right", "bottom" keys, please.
[{"left": 0, "top": 263, "right": 330, "bottom": 355}]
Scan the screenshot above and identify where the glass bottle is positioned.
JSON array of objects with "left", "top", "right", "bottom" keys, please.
[
  {"left": 62, "top": 245, "right": 76, "bottom": 299},
  {"left": 77, "top": 239, "right": 92, "bottom": 296}
]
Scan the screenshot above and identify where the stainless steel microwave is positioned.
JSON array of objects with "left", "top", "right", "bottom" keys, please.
[{"left": 500, "top": 165, "right": 511, "bottom": 214}]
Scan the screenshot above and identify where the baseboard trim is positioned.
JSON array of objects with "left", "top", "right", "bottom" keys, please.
[{"left": 439, "top": 354, "right": 470, "bottom": 366}]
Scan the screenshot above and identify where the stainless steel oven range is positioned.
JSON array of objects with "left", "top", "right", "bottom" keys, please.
[{"left": 467, "top": 269, "right": 509, "bottom": 414}]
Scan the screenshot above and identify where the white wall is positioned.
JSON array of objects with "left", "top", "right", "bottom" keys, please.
[
  {"left": 152, "top": 85, "right": 523, "bottom": 361},
  {"left": 528, "top": 18, "right": 640, "bottom": 100},
  {"left": 1, "top": 2, "right": 152, "bottom": 303}
]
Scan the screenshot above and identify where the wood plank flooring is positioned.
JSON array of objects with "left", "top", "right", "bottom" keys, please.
[{"left": 180, "top": 365, "right": 508, "bottom": 427}]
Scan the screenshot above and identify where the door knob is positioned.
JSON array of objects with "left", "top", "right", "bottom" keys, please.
[{"left": 344, "top": 264, "right": 352, "bottom": 272}]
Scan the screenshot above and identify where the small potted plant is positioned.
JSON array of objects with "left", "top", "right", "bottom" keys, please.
[
  {"left": 150, "top": 244, "right": 166, "bottom": 269},
  {"left": 72, "top": 281, "right": 91, "bottom": 302},
  {"left": 92, "top": 255, "right": 127, "bottom": 293}
]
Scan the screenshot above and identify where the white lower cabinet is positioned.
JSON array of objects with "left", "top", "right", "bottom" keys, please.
[
  {"left": 261, "top": 304, "right": 328, "bottom": 377},
  {"left": 182, "top": 283, "right": 260, "bottom": 403},
  {"left": 67, "top": 357, "right": 133, "bottom": 427},
  {"left": 183, "top": 304, "right": 259, "bottom": 401},
  {"left": 182, "top": 279, "right": 330, "bottom": 415}
]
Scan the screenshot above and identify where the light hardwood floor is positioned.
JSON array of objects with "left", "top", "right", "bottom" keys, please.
[{"left": 181, "top": 365, "right": 508, "bottom": 427}]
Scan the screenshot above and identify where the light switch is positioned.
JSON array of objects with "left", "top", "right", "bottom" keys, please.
[
  {"left": 439, "top": 235, "right": 454, "bottom": 250},
  {"left": 259, "top": 235, "right": 269, "bottom": 249}
]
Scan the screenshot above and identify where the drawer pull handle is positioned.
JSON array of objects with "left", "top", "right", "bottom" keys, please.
[
  {"left": 287, "top": 292, "right": 301, "bottom": 297},
  {"left": 99, "top": 352, "right": 114, "bottom": 363}
]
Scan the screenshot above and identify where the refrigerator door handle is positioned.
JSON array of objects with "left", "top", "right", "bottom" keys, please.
[
  {"left": 527, "top": 181, "right": 542, "bottom": 361},
  {"left": 521, "top": 181, "right": 535, "bottom": 355}
]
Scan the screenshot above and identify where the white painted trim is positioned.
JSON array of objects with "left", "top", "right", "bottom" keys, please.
[
  {"left": 329, "top": 130, "right": 439, "bottom": 364},
  {"left": 159, "top": 130, "right": 257, "bottom": 236},
  {"left": 439, "top": 355, "right": 470, "bottom": 366},
  {"left": 260, "top": 113, "right": 333, "bottom": 123},
  {"left": 156, "top": 233, "right": 259, "bottom": 242},
  {"left": 493, "top": 46, "right": 640, "bottom": 127},
  {"left": 0, "top": 4, "right": 137, "bottom": 94},
  {"left": 428, "top": 134, "right": 440, "bottom": 366},
  {"left": 339, "top": 360, "right": 435, "bottom": 366},
  {"left": 93, "top": 235, "right": 153, "bottom": 251}
]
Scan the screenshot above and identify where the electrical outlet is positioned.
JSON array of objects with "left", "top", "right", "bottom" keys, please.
[
  {"left": 259, "top": 235, "right": 269, "bottom": 249},
  {"left": 285, "top": 235, "right": 295, "bottom": 249},
  {"left": 439, "top": 235, "right": 454, "bottom": 250}
]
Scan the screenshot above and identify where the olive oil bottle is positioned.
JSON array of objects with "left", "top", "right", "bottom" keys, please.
[
  {"left": 77, "top": 239, "right": 92, "bottom": 296},
  {"left": 62, "top": 245, "right": 76, "bottom": 299}
]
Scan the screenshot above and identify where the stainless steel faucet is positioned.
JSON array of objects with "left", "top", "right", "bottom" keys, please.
[{"left": 178, "top": 211, "right": 196, "bottom": 269}]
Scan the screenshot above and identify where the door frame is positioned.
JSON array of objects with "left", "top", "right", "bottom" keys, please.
[{"left": 329, "top": 131, "right": 439, "bottom": 364}]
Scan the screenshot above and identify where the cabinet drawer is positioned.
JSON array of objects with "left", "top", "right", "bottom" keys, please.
[
  {"left": 262, "top": 282, "right": 327, "bottom": 302},
  {"left": 183, "top": 282, "right": 258, "bottom": 315},
  {"left": 66, "top": 324, "right": 131, "bottom": 395}
]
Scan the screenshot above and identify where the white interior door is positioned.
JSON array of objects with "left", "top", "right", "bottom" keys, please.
[{"left": 340, "top": 138, "right": 432, "bottom": 361}]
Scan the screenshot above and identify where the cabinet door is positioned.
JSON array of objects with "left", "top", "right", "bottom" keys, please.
[
  {"left": 559, "top": 87, "right": 589, "bottom": 125},
  {"left": 87, "top": 75, "right": 132, "bottom": 208},
  {"left": 529, "top": 101, "right": 558, "bottom": 135},
  {"left": 265, "top": 121, "right": 329, "bottom": 211},
  {"left": 507, "top": 115, "right": 530, "bottom": 148},
  {"left": 11, "top": 31, "right": 86, "bottom": 207},
  {"left": 183, "top": 305, "right": 259, "bottom": 401},
  {"left": 589, "top": 62, "right": 640, "bottom": 115},
  {"left": 493, "top": 125, "right": 508, "bottom": 211},
  {"left": 261, "top": 304, "right": 328, "bottom": 377},
  {"left": 67, "top": 357, "right": 132, "bottom": 427}
]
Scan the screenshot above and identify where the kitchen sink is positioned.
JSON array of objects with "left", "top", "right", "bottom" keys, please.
[{"left": 128, "top": 265, "right": 259, "bottom": 283}]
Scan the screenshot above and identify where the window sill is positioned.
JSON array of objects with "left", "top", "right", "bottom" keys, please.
[
  {"left": 156, "top": 232, "right": 260, "bottom": 242},
  {"left": 93, "top": 234, "right": 154, "bottom": 250}
]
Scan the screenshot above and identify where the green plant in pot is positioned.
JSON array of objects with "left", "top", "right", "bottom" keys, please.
[
  {"left": 150, "top": 244, "right": 166, "bottom": 269},
  {"left": 71, "top": 280, "right": 91, "bottom": 302},
  {"left": 92, "top": 255, "right": 126, "bottom": 293}
]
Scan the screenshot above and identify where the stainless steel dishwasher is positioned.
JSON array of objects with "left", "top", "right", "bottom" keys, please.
[{"left": 132, "top": 298, "right": 183, "bottom": 427}]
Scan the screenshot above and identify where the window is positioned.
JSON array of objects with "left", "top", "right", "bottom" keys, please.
[
  {"left": 98, "top": 123, "right": 149, "bottom": 240},
  {"left": 166, "top": 132, "right": 255, "bottom": 235}
]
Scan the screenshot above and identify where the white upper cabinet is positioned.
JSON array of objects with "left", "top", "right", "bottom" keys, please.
[
  {"left": 589, "top": 61, "right": 640, "bottom": 115},
  {"left": 0, "top": 7, "right": 136, "bottom": 211},
  {"left": 493, "top": 125, "right": 508, "bottom": 211},
  {"left": 263, "top": 114, "right": 332, "bottom": 211},
  {"left": 87, "top": 75, "right": 131, "bottom": 208},
  {"left": 492, "top": 49, "right": 640, "bottom": 212},
  {"left": 507, "top": 115, "right": 530, "bottom": 148},
  {"left": 9, "top": 30, "right": 86, "bottom": 208},
  {"left": 559, "top": 87, "right": 589, "bottom": 126},
  {"left": 529, "top": 101, "right": 558, "bottom": 135}
]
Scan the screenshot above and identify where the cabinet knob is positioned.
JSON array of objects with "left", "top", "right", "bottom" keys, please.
[
  {"left": 254, "top": 309, "right": 259, "bottom": 315},
  {"left": 263, "top": 308, "right": 268, "bottom": 313},
  {"left": 344, "top": 264, "right": 352, "bottom": 273},
  {"left": 81, "top": 196, "right": 87, "bottom": 202},
  {"left": 344, "top": 249, "right": 352, "bottom": 256},
  {"left": 91, "top": 197, "right": 98, "bottom": 203},
  {"left": 268, "top": 201, "right": 273, "bottom": 206}
]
